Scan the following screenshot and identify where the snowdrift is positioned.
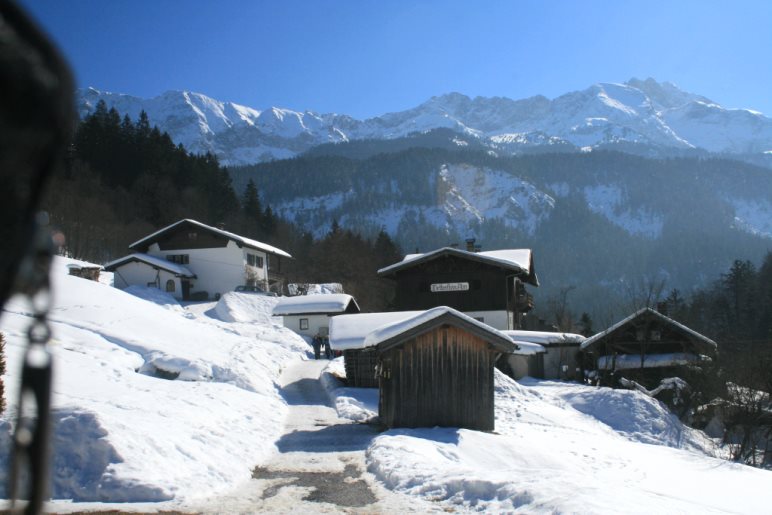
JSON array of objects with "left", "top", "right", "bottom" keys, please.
[
  {"left": 365, "top": 372, "right": 772, "bottom": 513},
  {"left": 213, "top": 291, "right": 280, "bottom": 324},
  {"left": 0, "top": 258, "right": 308, "bottom": 502}
]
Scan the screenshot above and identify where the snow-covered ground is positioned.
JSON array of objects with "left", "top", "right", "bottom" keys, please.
[
  {"left": 324, "top": 364, "right": 772, "bottom": 514},
  {"left": 1, "top": 257, "right": 771, "bottom": 512},
  {"left": 0, "top": 257, "right": 309, "bottom": 504}
]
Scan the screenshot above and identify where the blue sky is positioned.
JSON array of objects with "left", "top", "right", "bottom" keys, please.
[{"left": 19, "top": 0, "right": 772, "bottom": 119}]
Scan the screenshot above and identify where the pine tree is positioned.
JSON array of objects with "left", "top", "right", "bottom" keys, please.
[
  {"left": 242, "top": 179, "right": 262, "bottom": 220},
  {"left": 373, "top": 229, "right": 402, "bottom": 268},
  {"left": 578, "top": 312, "right": 594, "bottom": 337},
  {"left": 261, "top": 206, "right": 277, "bottom": 237}
]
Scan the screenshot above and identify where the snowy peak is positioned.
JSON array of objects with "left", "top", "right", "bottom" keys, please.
[
  {"left": 625, "top": 77, "right": 713, "bottom": 110},
  {"left": 77, "top": 79, "right": 772, "bottom": 165}
]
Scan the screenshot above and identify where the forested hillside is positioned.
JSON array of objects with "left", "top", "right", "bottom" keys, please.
[{"left": 231, "top": 140, "right": 772, "bottom": 321}]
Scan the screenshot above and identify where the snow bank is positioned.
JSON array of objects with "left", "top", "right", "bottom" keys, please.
[
  {"left": 365, "top": 372, "right": 772, "bottom": 513},
  {"left": 0, "top": 257, "right": 308, "bottom": 503},
  {"left": 213, "top": 291, "right": 281, "bottom": 324},
  {"left": 319, "top": 358, "right": 378, "bottom": 423},
  {"left": 518, "top": 378, "right": 716, "bottom": 453}
]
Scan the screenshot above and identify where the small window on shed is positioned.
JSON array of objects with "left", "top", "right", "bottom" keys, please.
[
  {"left": 636, "top": 329, "right": 645, "bottom": 341},
  {"left": 188, "top": 232, "right": 198, "bottom": 241},
  {"left": 299, "top": 318, "right": 309, "bottom": 330},
  {"left": 166, "top": 280, "right": 175, "bottom": 292},
  {"left": 651, "top": 330, "right": 661, "bottom": 341}
]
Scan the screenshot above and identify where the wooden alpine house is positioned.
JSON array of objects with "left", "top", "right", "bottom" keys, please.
[
  {"left": 369, "top": 307, "right": 515, "bottom": 431},
  {"left": 580, "top": 307, "right": 717, "bottom": 388},
  {"left": 377, "top": 240, "right": 538, "bottom": 330}
]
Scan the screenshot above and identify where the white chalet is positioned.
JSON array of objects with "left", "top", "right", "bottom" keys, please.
[{"left": 105, "top": 219, "right": 291, "bottom": 300}]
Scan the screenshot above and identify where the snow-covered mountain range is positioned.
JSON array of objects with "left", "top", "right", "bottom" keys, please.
[{"left": 77, "top": 78, "right": 772, "bottom": 166}]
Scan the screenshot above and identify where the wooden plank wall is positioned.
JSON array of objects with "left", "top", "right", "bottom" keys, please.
[
  {"left": 379, "top": 326, "right": 495, "bottom": 430},
  {"left": 344, "top": 349, "right": 379, "bottom": 388},
  {"left": 392, "top": 258, "right": 511, "bottom": 312}
]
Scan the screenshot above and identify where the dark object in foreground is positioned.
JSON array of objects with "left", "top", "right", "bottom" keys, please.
[{"left": 0, "top": 1, "right": 75, "bottom": 512}]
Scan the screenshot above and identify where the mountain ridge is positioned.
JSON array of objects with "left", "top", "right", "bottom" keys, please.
[{"left": 77, "top": 79, "right": 772, "bottom": 166}]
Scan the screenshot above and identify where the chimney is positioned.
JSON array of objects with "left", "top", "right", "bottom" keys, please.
[
  {"left": 216, "top": 222, "right": 226, "bottom": 230},
  {"left": 465, "top": 238, "right": 476, "bottom": 252}
]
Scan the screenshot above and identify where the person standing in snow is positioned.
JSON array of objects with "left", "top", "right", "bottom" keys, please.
[
  {"left": 323, "top": 336, "right": 332, "bottom": 359},
  {"left": 312, "top": 334, "right": 321, "bottom": 359}
]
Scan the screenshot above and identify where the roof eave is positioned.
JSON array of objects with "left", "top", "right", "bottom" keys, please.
[{"left": 375, "top": 312, "right": 515, "bottom": 355}]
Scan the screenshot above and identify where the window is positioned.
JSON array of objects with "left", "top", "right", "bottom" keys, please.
[
  {"left": 247, "top": 253, "right": 264, "bottom": 268},
  {"left": 166, "top": 280, "right": 175, "bottom": 292},
  {"left": 188, "top": 232, "right": 198, "bottom": 241},
  {"left": 651, "top": 330, "right": 661, "bottom": 341},
  {"left": 299, "top": 318, "right": 309, "bottom": 330},
  {"left": 167, "top": 254, "right": 189, "bottom": 264}
]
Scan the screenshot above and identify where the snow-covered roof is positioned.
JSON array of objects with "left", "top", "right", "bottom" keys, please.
[
  {"left": 103, "top": 253, "right": 196, "bottom": 277},
  {"left": 597, "top": 352, "right": 708, "bottom": 370},
  {"left": 580, "top": 307, "right": 717, "bottom": 353},
  {"left": 507, "top": 340, "right": 547, "bottom": 355},
  {"left": 329, "top": 311, "right": 424, "bottom": 351},
  {"left": 503, "top": 330, "right": 585, "bottom": 347},
  {"left": 377, "top": 247, "right": 538, "bottom": 286},
  {"left": 272, "top": 294, "right": 360, "bottom": 316},
  {"left": 363, "top": 306, "right": 515, "bottom": 353},
  {"left": 129, "top": 219, "right": 292, "bottom": 258}
]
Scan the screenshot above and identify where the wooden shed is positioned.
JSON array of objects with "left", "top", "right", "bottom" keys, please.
[
  {"left": 367, "top": 307, "right": 515, "bottom": 431},
  {"left": 580, "top": 307, "right": 717, "bottom": 388}
]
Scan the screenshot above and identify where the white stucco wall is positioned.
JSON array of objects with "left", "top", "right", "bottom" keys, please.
[
  {"left": 147, "top": 241, "right": 268, "bottom": 299},
  {"left": 281, "top": 314, "right": 331, "bottom": 338},
  {"left": 111, "top": 262, "right": 183, "bottom": 300},
  {"left": 464, "top": 310, "right": 509, "bottom": 330}
]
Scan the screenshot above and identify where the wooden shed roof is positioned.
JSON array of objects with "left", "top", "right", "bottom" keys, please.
[
  {"left": 377, "top": 247, "right": 538, "bottom": 286},
  {"left": 365, "top": 306, "right": 517, "bottom": 354},
  {"left": 581, "top": 307, "right": 717, "bottom": 356}
]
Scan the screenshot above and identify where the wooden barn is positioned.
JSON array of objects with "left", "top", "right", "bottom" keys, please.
[
  {"left": 366, "top": 307, "right": 515, "bottom": 431},
  {"left": 377, "top": 242, "right": 538, "bottom": 330},
  {"left": 580, "top": 307, "right": 717, "bottom": 388},
  {"left": 329, "top": 311, "right": 422, "bottom": 387}
]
